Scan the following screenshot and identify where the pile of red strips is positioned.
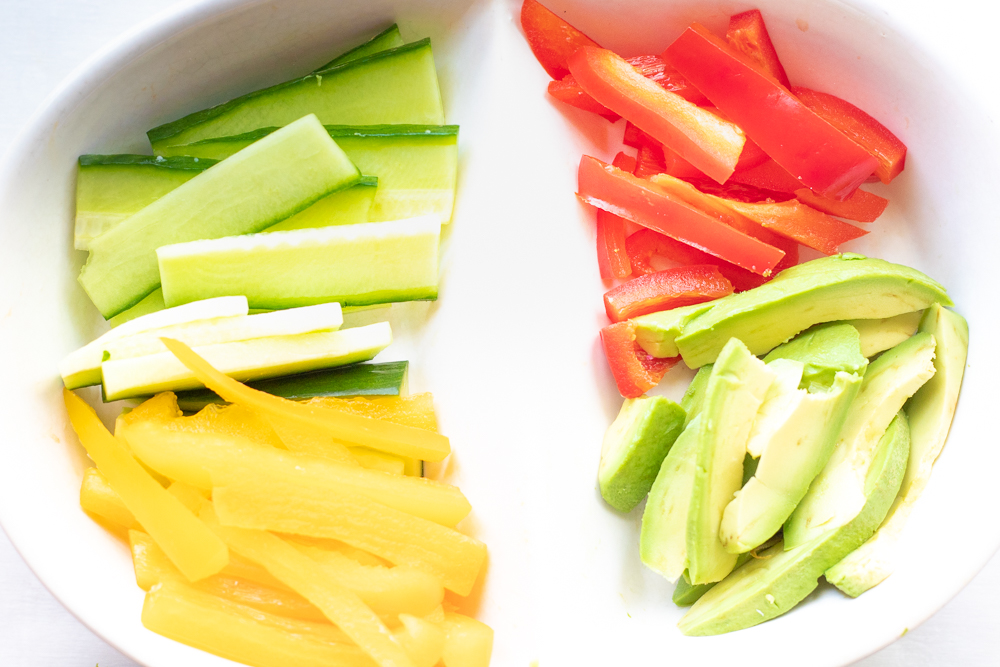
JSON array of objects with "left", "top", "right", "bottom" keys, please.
[{"left": 521, "top": 0, "right": 908, "bottom": 398}]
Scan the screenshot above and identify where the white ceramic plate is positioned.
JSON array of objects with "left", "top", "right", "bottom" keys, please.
[{"left": 1, "top": 0, "right": 998, "bottom": 665}]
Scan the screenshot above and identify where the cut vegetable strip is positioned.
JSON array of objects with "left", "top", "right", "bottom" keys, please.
[
  {"left": 577, "top": 156, "right": 785, "bottom": 275},
  {"left": 148, "top": 40, "right": 444, "bottom": 152},
  {"left": 793, "top": 87, "right": 907, "bottom": 184},
  {"left": 142, "top": 580, "right": 374, "bottom": 667},
  {"left": 547, "top": 77, "right": 620, "bottom": 120},
  {"left": 75, "top": 155, "right": 217, "bottom": 250},
  {"left": 158, "top": 217, "right": 441, "bottom": 310},
  {"left": 268, "top": 176, "right": 379, "bottom": 231},
  {"left": 719, "top": 199, "right": 869, "bottom": 255},
  {"left": 569, "top": 47, "right": 745, "bottom": 183},
  {"left": 729, "top": 158, "right": 803, "bottom": 193},
  {"left": 173, "top": 361, "right": 408, "bottom": 411},
  {"left": 604, "top": 265, "right": 733, "bottom": 322},
  {"left": 316, "top": 24, "right": 405, "bottom": 71},
  {"left": 81, "top": 115, "right": 360, "bottom": 318},
  {"left": 161, "top": 339, "right": 451, "bottom": 461},
  {"left": 213, "top": 478, "right": 486, "bottom": 596},
  {"left": 520, "top": 0, "right": 601, "bottom": 79},
  {"left": 80, "top": 467, "right": 139, "bottom": 530},
  {"left": 119, "top": 420, "right": 470, "bottom": 526},
  {"left": 664, "top": 24, "right": 878, "bottom": 199},
  {"left": 199, "top": 505, "right": 415, "bottom": 667},
  {"left": 595, "top": 152, "right": 635, "bottom": 280},
  {"left": 794, "top": 187, "right": 888, "bottom": 223},
  {"left": 103, "top": 324, "right": 391, "bottom": 401},
  {"left": 601, "top": 321, "right": 680, "bottom": 398},
  {"left": 63, "top": 389, "right": 228, "bottom": 581},
  {"left": 725, "top": 9, "right": 790, "bottom": 89}
]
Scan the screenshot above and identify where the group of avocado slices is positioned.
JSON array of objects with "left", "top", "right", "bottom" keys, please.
[{"left": 597, "top": 253, "right": 969, "bottom": 635}]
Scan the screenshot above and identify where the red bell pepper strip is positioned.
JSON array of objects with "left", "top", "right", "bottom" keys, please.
[
  {"left": 601, "top": 321, "right": 680, "bottom": 398},
  {"left": 682, "top": 177, "right": 795, "bottom": 204},
  {"left": 794, "top": 187, "right": 888, "bottom": 223},
  {"left": 720, "top": 199, "right": 869, "bottom": 255},
  {"left": 734, "top": 137, "right": 769, "bottom": 172},
  {"left": 577, "top": 155, "right": 785, "bottom": 275},
  {"left": 596, "top": 152, "right": 636, "bottom": 281},
  {"left": 729, "top": 158, "right": 803, "bottom": 193},
  {"left": 634, "top": 141, "right": 666, "bottom": 178},
  {"left": 624, "top": 122, "right": 707, "bottom": 179},
  {"left": 548, "top": 77, "right": 620, "bottom": 121},
  {"left": 726, "top": 9, "right": 791, "bottom": 89},
  {"left": 520, "top": 0, "right": 601, "bottom": 80},
  {"left": 664, "top": 24, "right": 878, "bottom": 200},
  {"left": 793, "top": 87, "right": 907, "bottom": 184},
  {"left": 569, "top": 46, "right": 746, "bottom": 184},
  {"left": 625, "top": 227, "right": 797, "bottom": 292},
  {"left": 604, "top": 265, "right": 733, "bottom": 322}
]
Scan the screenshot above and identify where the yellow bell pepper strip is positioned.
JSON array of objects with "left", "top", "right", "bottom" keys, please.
[
  {"left": 212, "top": 475, "right": 486, "bottom": 596},
  {"left": 160, "top": 338, "right": 451, "bottom": 461},
  {"left": 441, "top": 613, "right": 494, "bottom": 667},
  {"left": 63, "top": 389, "right": 228, "bottom": 581},
  {"left": 79, "top": 467, "right": 139, "bottom": 531}
]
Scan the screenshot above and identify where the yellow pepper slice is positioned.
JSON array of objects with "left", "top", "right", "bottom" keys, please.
[
  {"left": 441, "top": 613, "right": 494, "bottom": 667},
  {"left": 213, "top": 476, "right": 486, "bottom": 596},
  {"left": 161, "top": 338, "right": 450, "bottom": 461},
  {"left": 395, "top": 614, "right": 445, "bottom": 667},
  {"left": 199, "top": 504, "right": 416, "bottom": 667},
  {"left": 64, "top": 389, "right": 227, "bottom": 581},
  {"left": 79, "top": 467, "right": 138, "bottom": 531}
]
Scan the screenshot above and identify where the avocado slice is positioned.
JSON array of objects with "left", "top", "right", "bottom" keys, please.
[
  {"left": 763, "top": 322, "right": 868, "bottom": 390},
  {"left": 640, "top": 415, "right": 703, "bottom": 582},
  {"left": 721, "top": 369, "right": 863, "bottom": 554},
  {"left": 745, "top": 358, "right": 804, "bottom": 458},
  {"left": 687, "top": 339, "right": 776, "bottom": 584},
  {"left": 633, "top": 302, "right": 716, "bottom": 358},
  {"left": 674, "top": 254, "right": 951, "bottom": 368},
  {"left": 847, "top": 310, "right": 923, "bottom": 358},
  {"left": 679, "top": 411, "right": 910, "bottom": 635},
  {"left": 598, "top": 397, "right": 686, "bottom": 512},
  {"left": 826, "top": 304, "right": 968, "bottom": 596},
  {"left": 784, "top": 332, "right": 936, "bottom": 549},
  {"left": 680, "top": 364, "right": 712, "bottom": 426}
]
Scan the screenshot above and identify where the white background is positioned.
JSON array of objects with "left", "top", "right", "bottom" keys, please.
[{"left": 0, "top": 1, "right": 998, "bottom": 665}]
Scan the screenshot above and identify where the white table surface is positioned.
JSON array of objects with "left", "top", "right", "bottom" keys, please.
[{"left": 1, "top": 1, "right": 998, "bottom": 665}]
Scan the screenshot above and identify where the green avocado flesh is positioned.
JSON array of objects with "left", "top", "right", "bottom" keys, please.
[
  {"left": 158, "top": 216, "right": 440, "bottom": 310},
  {"left": 79, "top": 115, "right": 360, "bottom": 318},
  {"left": 173, "top": 360, "right": 408, "bottom": 412},
  {"left": 633, "top": 302, "right": 715, "bottom": 358},
  {"left": 75, "top": 156, "right": 216, "bottom": 250},
  {"left": 674, "top": 254, "right": 951, "bottom": 368},
  {"left": 764, "top": 322, "right": 868, "bottom": 390},
  {"left": 315, "top": 25, "right": 404, "bottom": 71},
  {"left": 826, "top": 304, "right": 968, "bottom": 596},
  {"left": 847, "top": 310, "right": 923, "bottom": 358},
  {"left": 161, "top": 125, "right": 460, "bottom": 224},
  {"left": 679, "top": 411, "right": 910, "bottom": 636},
  {"left": 784, "top": 332, "right": 937, "bottom": 549},
  {"left": 599, "top": 397, "right": 686, "bottom": 512},
  {"left": 686, "top": 339, "right": 776, "bottom": 585},
  {"left": 148, "top": 40, "right": 445, "bottom": 153},
  {"left": 101, "top": 322, "right": 392, "bottom": 401}
]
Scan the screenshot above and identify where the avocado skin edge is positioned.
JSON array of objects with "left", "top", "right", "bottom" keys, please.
[{"left": 678, "top": 411, "right": 910, "bottom": 636}]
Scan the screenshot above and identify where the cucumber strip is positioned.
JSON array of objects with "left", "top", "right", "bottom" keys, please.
[
  {"left": 314, "top": 25, "right": 404, "bottom": 71},
  {"left": 158, "top": 216, "right": 441, "bottom": 310},
  {"left": 75, "top": 155, "right": 217, "bottom": 250},
  {"left": 147, "top": 40, "right": 444, "bottom": 153},
  {"left": 163, "top": 125, "right": 459, "bottom": 223},
  {"left": 108, "top": 289, "right": 166, "bottom": 328},
  {"left": 62, "top": 303, "right": 344, "bottom": 390},
  {"left": 267, "top": 175, "right": 377, "bottom": 231},
  {"left": 173, "top": 361, "right": 408, "bottom": 411},
  {"left": 80, "top": 115, "right": 360, "bottom": 318},
  {"left": 102, "top": 322, "right": 392, "bottom": 401},
  {"left": 104, "top": 296, "right": 249, "bottom": 340}
]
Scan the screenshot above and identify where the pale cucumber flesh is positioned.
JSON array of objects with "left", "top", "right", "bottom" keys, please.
[
  {"left": 315, "top": 25, "right": 404, "bottom": 71},
  {"left": 79, "top": 115, "right": 360, "bottom": 318},
  {"left": 157, "top": 216, "right": 441, "bottom": 310},
  {"left": 148, "top": 40, "right": 445, "bottom": 152}
]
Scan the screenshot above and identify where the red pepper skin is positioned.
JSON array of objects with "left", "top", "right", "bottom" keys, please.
[
  {"left": 569, "top": 46, "right": 746, "bottom": 184},
  {"left": 577, "top": 156, "right": 785, "bottom": 275},
  {"left": 604, "top": 265, "right": 733, "bottom": 322},
  {"left": 794, "top": 187, "right": 888, "bottom": 223},
  {"left": 729, "top": 158, "right": 804, "bottom": 193},
  {"left": 634, "top": 141, "right": 666, "bottom": 178},
  {"left": 664, "top": 24, "right": 878, "bottom": 200},
  {"left": 726, "top": 9, "right": 791, "bottom": 89},
  {"left": 793, "top": 87, "right": 907, "bottom": 184},
  {"left": 548, "top": 77, "right": 620, "bottom": 121},
  {"left": 596, "top": 152, "right": 636, "bottom": 281},
  {"left": 721, "top": 199, "right": 869, "bottom": 255},
  {"left": 625, "top": 228, "right": 797, "bottom": 292},
  {"left": 601, "top": 321, "right": 680, "bottom": 397},
  {"left": 625, "top": 122, "right": 707, "bottom": 179},
  {"left": 520, "top": 0, "right": 601, "bottom": 80}
]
